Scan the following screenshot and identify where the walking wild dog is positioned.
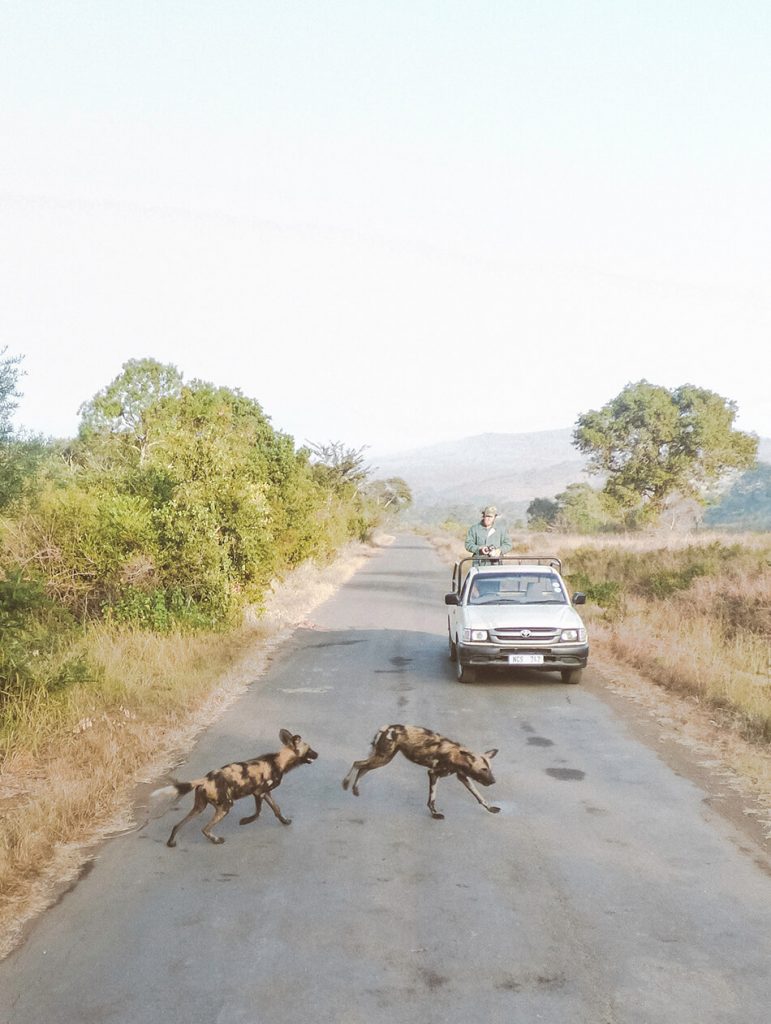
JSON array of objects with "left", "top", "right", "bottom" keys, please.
[
  {"left": 154, "top": 729, "right": 318, "bottom": 847},
  {"left": 342, "top": 724, "right": 500, "bottom": 819}
]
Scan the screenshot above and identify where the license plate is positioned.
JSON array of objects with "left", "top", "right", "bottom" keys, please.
[{"left": 508, "top": 654, "right": 544, "bottom": 665}]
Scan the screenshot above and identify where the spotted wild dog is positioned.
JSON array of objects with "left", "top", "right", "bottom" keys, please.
[
  {"left": 342, "top": 724, "right": 499, "bottom": 819},
  {"left": 153, "top": 729, "right": 318, "bottom": 847}
]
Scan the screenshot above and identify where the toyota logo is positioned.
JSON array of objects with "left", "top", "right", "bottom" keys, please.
[{"left": 519, "top": 629, "right": 532, "bottom": 637}]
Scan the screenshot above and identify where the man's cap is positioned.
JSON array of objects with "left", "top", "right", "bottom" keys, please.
[{"left": 482, "top": 505, "right": 497, "bottom": 516}]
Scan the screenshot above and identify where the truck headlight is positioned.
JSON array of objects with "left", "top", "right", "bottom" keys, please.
[
  {"left": 463, "top": 628, "right": 489, "bottom": 642},
  {"left": 560, "top": 628, "right": 587, "bottom": 643}
]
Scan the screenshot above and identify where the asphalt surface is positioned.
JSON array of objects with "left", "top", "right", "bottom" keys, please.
[{"left": 1, "top": 534, "right": 769, "bottom": 1023}]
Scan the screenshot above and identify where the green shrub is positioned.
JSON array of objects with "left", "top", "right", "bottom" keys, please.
[
  {"left": 108, "top": 586, "right": 214, "bottom": 632},
  {"left": 0, "top": 566, "right": 82, "bottom": 707},
  {"left": 565, "top": 570, "right": 624, "bottom": 618}
]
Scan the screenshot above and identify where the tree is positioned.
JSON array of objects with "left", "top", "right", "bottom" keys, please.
[
  {"left": 306, "top": 441, "right": 370, "bottom": 491},
  {"left": 526, "top": 497, "right": 559, "bottom": 531},
  {"left": 573, "top": 381, "right": 757, "bottom": 525},
  {"left": 553, "top": 483, "right": 622, "bottom": 534},
  {"left": 78, "top": 358, "right": 184, "bottom": 463},
  {"left": 0, "top": 347, "right": 22, "bottom": 445},
  {"left": 0, "top": 348, "right": 23, "bottom": 508},
  {"left": 368, "top": 477, "right": 413, "bottom": 512},
  {"left": 0, "top": 349, "right": 47, "bottom": 510}
]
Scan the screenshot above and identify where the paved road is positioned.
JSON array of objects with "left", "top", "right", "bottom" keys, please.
[{"left": 1, "top": 535, "right": 769, "bottom": 1023}]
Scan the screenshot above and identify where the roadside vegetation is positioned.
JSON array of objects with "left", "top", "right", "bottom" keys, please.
[
  {"left": 0, "top": 352, "right": 410, "bottom": 956},
  {"left": 1, "top": 357, "right": 411, "bottom": 749},
  {"left": 563, "top": 534, "right": 770, "bottom": 743}
]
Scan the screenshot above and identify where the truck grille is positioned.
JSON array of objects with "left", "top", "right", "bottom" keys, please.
[{"left": 490, "top": 627, "right": 560, "bottom": 645}]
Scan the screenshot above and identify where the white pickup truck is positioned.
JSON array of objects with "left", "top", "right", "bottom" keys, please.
[{"left": 444, "top": 556, "right": 589, "bottom": 684}]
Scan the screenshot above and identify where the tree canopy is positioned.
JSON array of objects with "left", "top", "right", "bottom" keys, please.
[
  {"left": 2, "top": 360, "right": 388, "bottom": 629},
  {"left": 0, "top": 347, "right": 21, "bottom": 446},
  {"left": 0, "top": 349, "right": 47, "bottom": 510},
  {"left": 78, "top": 357, "right": 184, "bottom": 463},
  {"left": 526, "top": 497, "right": 559, "bottom": 531},
  {"left": 573, "top": 381, "right": 757, "bottom": 525},
  {"left": 367, "top": 476, "right": 413, "bottom": 512}
]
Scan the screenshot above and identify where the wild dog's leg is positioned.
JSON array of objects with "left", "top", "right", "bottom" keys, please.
[
  {"left": 263, "top": 793, "right": 292, "bottom": 825},
  {"left": 201, "top": 801, "right": 232, "bottom": 844},
  {"left": 457, "top": 774, "right": 501, "bottom": 813},
  {"left": 166, "top": 787, "right": 208, "bottom": 848},
  {"left": 427, "top": 770, "right": 445, "bottom": 820},
  {"left": 239, "top": 795, "right": 262, "bottom": 825},
  {"left": 342, "top": 750, "right": 399, "bottom": 796},
  {"left": 342, "top": 730, "right": 399, "bottom": 796}
]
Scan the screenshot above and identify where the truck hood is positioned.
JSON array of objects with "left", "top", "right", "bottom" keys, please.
[{"left": 464, "top": 604, "right": 586, "bottom": 630}]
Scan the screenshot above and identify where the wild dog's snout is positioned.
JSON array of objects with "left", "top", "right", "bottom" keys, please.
[
  {"left": 285, "top": 731, "right": 318, "bottom": 764},
  {"left": 477, "top": 759, "right": 496, "bottom": 786}
]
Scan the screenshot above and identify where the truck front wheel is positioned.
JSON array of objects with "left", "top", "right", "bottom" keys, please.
[
  {"left": 456, "top": 656, "right": 476, "bottom": 684},
  {"left": 561, "top": 668, "right": 583, "bottom": 685}
]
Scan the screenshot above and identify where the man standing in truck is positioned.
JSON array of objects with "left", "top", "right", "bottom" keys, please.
[{"left": 465, "top": 505, "right": 512, "bottom": 563}]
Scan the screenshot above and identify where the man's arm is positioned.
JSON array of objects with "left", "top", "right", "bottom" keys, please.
[
  {"left": 498, "top": 527, "right": 513, "bottom": 555},
  {"left": 465, "top": 525, "right": 484, "bottom": 555}
]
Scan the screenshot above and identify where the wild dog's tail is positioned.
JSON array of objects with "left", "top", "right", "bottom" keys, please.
[{"left": 151, "top": 779, "right": 202, "bottom": 799}]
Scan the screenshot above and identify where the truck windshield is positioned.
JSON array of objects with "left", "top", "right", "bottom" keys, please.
[{"left": 468, "top": 574, "right": 567, "bottom": 605}]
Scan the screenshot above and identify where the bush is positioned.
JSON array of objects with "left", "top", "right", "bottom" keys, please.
[
  {"left": 108, "top": 586, "right": 214, "bottom": 632},
  {"left": 0, "top": 566, "right": 83, "bottom": 708}
]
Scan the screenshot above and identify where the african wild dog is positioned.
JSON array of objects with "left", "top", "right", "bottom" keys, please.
[
  {"left": 342, "top": 724, "right": 499, "bottom": 819},
  {"left": 153, "top": 729, "right": 318, "bottom": 847}
]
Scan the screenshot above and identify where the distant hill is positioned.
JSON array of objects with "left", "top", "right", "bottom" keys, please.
[
  {"left": 373, "top": 429, "right": 771, "bottom": 525},
  {"left": 371, "top": 429, "right": 592, "bottom": 522}
]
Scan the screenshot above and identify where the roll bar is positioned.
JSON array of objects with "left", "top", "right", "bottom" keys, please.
[{"left": 451, "top": 555, "right": 562, "bottom": 594}]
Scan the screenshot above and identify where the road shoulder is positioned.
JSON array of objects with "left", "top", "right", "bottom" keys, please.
[{"left": 586, "top": 643, "right": 771, "bottom": 867}]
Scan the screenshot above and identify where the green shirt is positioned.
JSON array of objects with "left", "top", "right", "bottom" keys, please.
[{"left": 465, "top": 520, "right": 512, "bottom": 557}]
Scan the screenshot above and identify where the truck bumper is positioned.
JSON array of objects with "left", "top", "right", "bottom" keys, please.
[{"left": 457, "top": 643, "right": 589, "bottom": 671}]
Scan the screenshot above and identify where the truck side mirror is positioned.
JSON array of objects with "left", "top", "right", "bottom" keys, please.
[
  {"left": 445, "top": 593, "right": 459, "bottom": 606},
  {"left": 572, "top": 592, "right": 586, "bottom": 605}
]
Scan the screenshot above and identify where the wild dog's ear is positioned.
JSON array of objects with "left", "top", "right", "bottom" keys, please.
[
  {"left": 279, "top": 728, "right": 294, "bottom": 747},
  {"left": 484, "top": 748, "right": 498, "bottom": 759}
]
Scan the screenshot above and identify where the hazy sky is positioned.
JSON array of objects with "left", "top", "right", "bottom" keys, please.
[{"left": 2, "top": 1, "right": 769, "bottom": 456}]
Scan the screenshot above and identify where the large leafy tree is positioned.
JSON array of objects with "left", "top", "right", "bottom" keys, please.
[
  {"left": 78, "top": 357, "right": 184, "bottom": 463},
  {"left": 573, "top": 381, "right": 758, "bottom": 524},
  {"left": 61, "top": 371, "right": 381, "bottom": 622}
]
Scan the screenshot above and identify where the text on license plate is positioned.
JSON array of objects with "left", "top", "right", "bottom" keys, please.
[{"left": 508, "top": 654, "right": 544, "bottom": 665}]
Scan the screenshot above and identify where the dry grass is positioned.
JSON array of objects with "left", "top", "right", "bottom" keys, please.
[
  {"left": 0, "top": 540, "right": 378, "bottom": 959},
  {"left": 601, "top": 595, "right": 770, "bottom": 736}
]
